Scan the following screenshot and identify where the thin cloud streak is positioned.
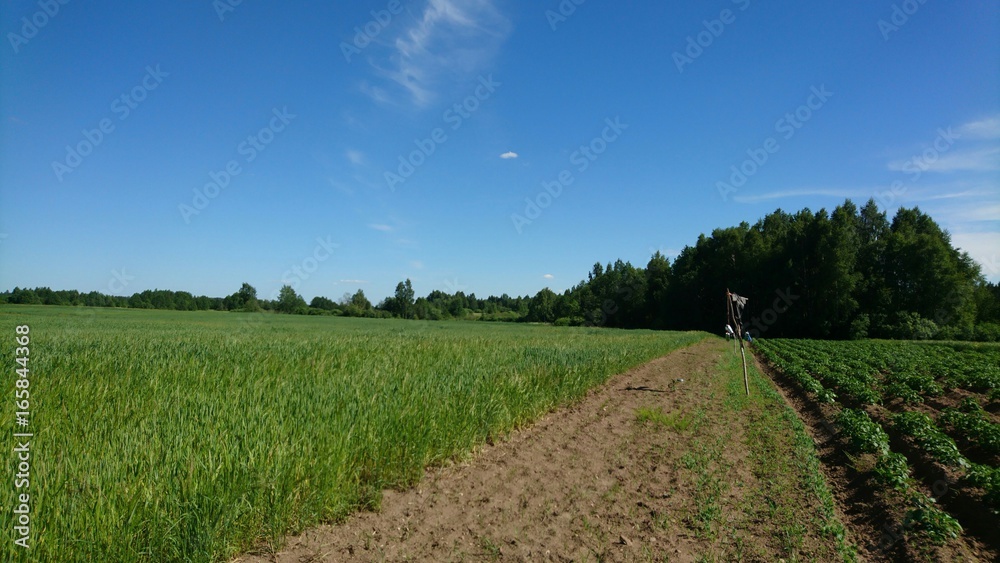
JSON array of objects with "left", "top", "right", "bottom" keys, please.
[
  {"left": 369, "top": 0, "right": 510, "bottom": 106},
  {"left": 732, "top": 188, "right": 870, "bottom": 204},
  {"left": 887, "top": 147, "right": 1000, "bottom": 174},
  {"left": 959, "top": 114, "right": 1000, "bottom": 140}
]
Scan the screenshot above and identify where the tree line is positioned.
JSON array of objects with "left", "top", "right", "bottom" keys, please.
[
  {"left": 522, "top": 199, "right": 998, "bottom": 341},
  {"left": 0, "top": 281, "right": 531, "bottom": 321},
  {"left": 3, "top": 200, "right": 998, "bottom": 340}
]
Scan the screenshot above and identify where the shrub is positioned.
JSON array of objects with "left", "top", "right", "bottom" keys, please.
[
  {"left": 974, "top": 323, "right": 1000, "bottom": 342},
  {"left": 849, "top": 314, "right": 870, "bottom": 340},
  {"left": 891, "top": 312, "right": 939, "bottom": 340}
]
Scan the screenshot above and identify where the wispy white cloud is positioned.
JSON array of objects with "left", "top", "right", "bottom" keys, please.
[
  {"left": 368, "top": 223, "right": 394, "bottom": 232},
  {"left": 500, "top": 151, "right": 518, "bottom": 159},
  {"left": 913, "top": 190, "right": 983, "bottom": 201},
  {"left": 884, "top": 115, "right": 1000, "bottom": 174},
  {"left": 896, "top": 179, "right": 999, "bottom": 280},
  {"left": 359, "top": 81, "right": 392, "bottom": 105},
  {"left": 732, "top": 181, "right": 996, "bottom": 210},
  {"left": 956, "top": 203, "right": 1000, "bottom": 222},
  {"left": 927, "top": 198, "right": 1000, "bottom": 224},
  {"left": 339, "top": 279, "right": 370, "bottom": 284},
  {"left": 732, "top": 187, "right": 870, "bottom": 204},
  {"left": 959, "top": 114, "right": 1000, "bottom": 140},
  {"left": 951, "top": 232, "right": 1000, "bottom": 281},
  {"left": 410, "top": 260, "right": 424, "bottom": 270},
  {"left": 369, "top": 0, "right": 510, "bottom": 106},
  {"left": 542, "top": 273, "right": 554, "bottom": 279},
  {"left": 887, "top": 146, "right": 1000, "bottom": 173},
  {"left": 886, "top": 180, "right": 995, "bottom": 202}
]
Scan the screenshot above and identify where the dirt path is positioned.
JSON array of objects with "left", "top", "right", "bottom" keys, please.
[{"left": 237, "top": 339, "right": 841, "bottom": 562}]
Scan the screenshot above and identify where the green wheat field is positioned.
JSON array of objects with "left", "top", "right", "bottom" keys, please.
[{"left": 0, "top": 305, "right": 704, "bottom": 562}]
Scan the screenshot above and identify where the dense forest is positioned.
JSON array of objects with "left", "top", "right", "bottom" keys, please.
[
  {"left": 4, "top": 200, "right": 998, "bottom": 341},
  {"left": 514, "top": 199, "right": 999, "bottom": 340}
]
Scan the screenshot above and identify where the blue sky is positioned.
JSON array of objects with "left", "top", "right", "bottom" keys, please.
[{"left": 1, "top": 0, "right": 998, "bottom": 303}]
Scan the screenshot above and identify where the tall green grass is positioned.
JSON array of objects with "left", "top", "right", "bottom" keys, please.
[{"left": 0, "top": 306, "right": 704, "bottom": 562}]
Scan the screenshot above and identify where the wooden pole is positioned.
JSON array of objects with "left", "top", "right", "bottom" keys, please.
[
  {"left": 725, "top": 290, "right": 735, "bottom": 354},
  {"left": 739, "top": 338, "right": 750, "bottom": 396},
  {"left": 727, "top": 289, "right": 750, "bottom": 396}
]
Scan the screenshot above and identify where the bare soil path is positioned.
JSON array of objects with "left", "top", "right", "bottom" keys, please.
[{"left": 238, "top": 339, "right": 850, "bottom": 562}]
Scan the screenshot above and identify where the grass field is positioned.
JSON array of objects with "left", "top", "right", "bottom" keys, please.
[{"left": 0, "top": 305, "right": 705, "bottom": 562}]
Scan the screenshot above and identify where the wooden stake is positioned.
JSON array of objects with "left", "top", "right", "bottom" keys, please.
[
  {"left": 740, "top": 339, "right": 750, "bottom": 396},
  {"left": 727, "top": 289, "right": 750, "bottom": 396}
]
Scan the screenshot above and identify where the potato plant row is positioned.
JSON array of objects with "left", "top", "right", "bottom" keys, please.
[{"left": 755, "top": 339, "right": 1000, "bottom": 546}]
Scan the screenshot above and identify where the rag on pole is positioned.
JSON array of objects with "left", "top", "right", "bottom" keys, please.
[{"left": 727, "top": 289, "right": 750, "bottom": 396}]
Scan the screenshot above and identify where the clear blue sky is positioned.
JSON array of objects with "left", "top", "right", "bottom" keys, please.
[{"left": 2, "top": 0, "right": 998, "bottom": 303}]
